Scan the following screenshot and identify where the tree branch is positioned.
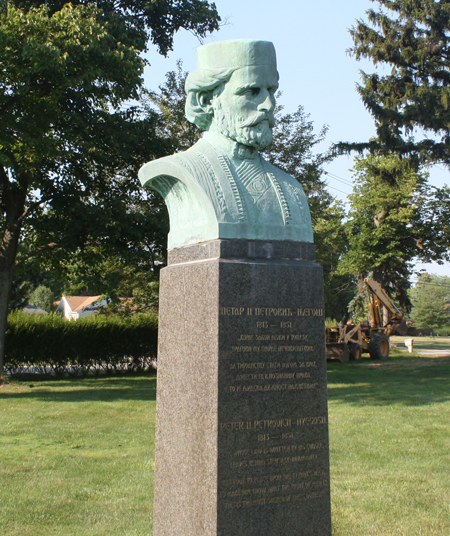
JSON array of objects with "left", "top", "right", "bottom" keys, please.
[{"left": 15, "top": 241, "right": 61, "bottom": 268}]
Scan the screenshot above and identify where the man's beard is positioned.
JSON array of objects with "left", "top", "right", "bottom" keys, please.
[{"left": 213, "top": 104, "right": 274, "bottom": 149}]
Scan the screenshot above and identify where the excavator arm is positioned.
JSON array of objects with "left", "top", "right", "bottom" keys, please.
[{"left": 364, "top": 279, "right": 407, "bottom": 335}]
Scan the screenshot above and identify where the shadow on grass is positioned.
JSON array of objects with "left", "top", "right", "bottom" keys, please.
[
  {"left": 0, "top": 375, "right": 157, "bottom": 403},
  {"left": 327, "top": 356, "right": 450, "bottom": 407}
]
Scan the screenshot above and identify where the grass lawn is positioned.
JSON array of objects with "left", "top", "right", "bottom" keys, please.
[
  {"left": 328, "top": 353, "right": 450, "bottom": 536},
  {"left": 0, "top": 375, "right": 157, "bottom": 536},
  {"left": 1, "top": 355, "right": 449, "bottom": 535}
]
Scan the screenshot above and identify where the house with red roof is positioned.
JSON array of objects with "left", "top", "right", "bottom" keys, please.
[{"left": 57, "top": 295, "right": 107, "bottom": 321}]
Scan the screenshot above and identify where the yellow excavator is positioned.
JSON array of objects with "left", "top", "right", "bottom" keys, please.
[{"left": 326, "top": 279, "right": 407, "bottom": 362}]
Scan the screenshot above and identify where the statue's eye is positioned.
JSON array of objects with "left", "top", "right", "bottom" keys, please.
[{"left": 250, "top": 87, "right": 260, "bottom": 96}]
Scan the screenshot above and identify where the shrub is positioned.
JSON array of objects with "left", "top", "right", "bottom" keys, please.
[
  {"left": 4, "top": 311, "right": 158, "bottom": 375},
  {"left": 434, "top": 325, "right": 450, "bottom": 337}
]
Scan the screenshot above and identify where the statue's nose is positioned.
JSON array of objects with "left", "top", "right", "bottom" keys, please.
[{"left": 258, "top": 89, "right": 275, "bottom": 113}]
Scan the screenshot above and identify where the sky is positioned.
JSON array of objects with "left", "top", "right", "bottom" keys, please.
[{"left": 143, "top": 0, "right": 450, "bottom": 280}]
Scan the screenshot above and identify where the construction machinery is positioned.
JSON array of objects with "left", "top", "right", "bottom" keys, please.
[{"left": 326, "top": 279, "right": 407, "bottom": 362}]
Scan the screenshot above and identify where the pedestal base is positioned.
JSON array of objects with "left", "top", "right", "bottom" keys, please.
[{"left": 153, "top": 240, "right": 331, "bottom": 536}]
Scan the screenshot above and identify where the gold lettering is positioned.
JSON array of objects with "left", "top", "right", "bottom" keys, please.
[
  {"left": 238, "top": 334, "right": 253, "bottom": 341},
  {"left": 254, "top": 419, "right": 292, "bottom": 430},
  {"left": 287, "top": 383, "right": 318, "bottom": 390},
  {"left": 235, "top": 373, "right": 259, "bottom": 381},
  {"left": 271, "top": 334, "right": 286, "bottom": 341},
  {"left": 290, "top": 334, "right": 308, "bottom": 341},
  {"left": 296, "top": 416, "right": 327, "bottom": 426},
  {"left": 220, "top": 421, "right": 244, "bottom": 431},
  {"left": 220, "top": 307, "right": 245, "bottom": 315},
  {"left": 256, "top": 334, "right": 270, "bottom": 341},
  {"left": 236, "top": 362, "right": 266, "bottom": 369},
  {"left": 231, "top": 346, "right": 253, "bottom": 352},
  {"left": 254, "top": 308, "right": 293, "bottom": 316},
  {"left": 296, "top": 308, "right": 324, "bottom": 317}
]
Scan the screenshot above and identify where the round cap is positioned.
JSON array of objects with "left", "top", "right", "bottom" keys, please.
[{"left": 196, "top": 39, "right": 277, "bottom": 70}]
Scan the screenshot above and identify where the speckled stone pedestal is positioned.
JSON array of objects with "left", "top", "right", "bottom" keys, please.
[{"left": 153, "top": 239, "right": 331, "bottom": 536}]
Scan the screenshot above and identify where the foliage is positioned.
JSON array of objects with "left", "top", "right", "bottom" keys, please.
[
  {"left": 10, "top": 0, "right": 220, "bottom": 57},
  {"left": 345, "top": 0, "right": 450, "bottom": 164},
  {"left": 10, "top": 253, "right": 63, "bottom": 309},
  {"left": 4, "top": 311, "right": 158, "bottom": 374},
  {"left": 325, "top": 317, "right": 340, "bottom": 328},
  {"left": 410, "top": 273, "right": 450, "bottom": 329},
  {"left": 347, "top": 281, "right": 370, "bottom": 324},
  {"left": 28, "top": 285, "right": 55, "bottom": 313},
  {"left": 0, "top": 0, "right": 220, "bottom": 369},
  {"left": 312, "top": 202, "right": 355, "bottom": 320},
  {"left": 148, "top": 60, "right": 202, "bottom": 152},
  {"left": 338, "top": 154, "right": 450, "bottom": 311}
]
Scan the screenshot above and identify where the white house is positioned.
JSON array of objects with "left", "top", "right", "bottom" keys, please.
[{"left": 57, "top": 296, "right": 107, "bottom": 321}]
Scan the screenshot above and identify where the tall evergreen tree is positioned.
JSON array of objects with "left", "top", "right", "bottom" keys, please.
[{"left": 345, "top": 0, "right": 450, "bottom": 163}]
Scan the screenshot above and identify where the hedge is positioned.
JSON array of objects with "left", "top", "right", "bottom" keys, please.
[{"left": 4, "top": 311, "right": 158, "bottom": 376}]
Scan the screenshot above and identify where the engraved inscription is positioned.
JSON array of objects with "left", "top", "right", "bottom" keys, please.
[
  {"left": 218, "top": 300, "right": 328, "bottom": 511},
  {"left": 220, "top": 306, "right": 324, "bottom": 318}
]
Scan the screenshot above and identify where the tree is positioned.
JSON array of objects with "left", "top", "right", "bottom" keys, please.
[
  {"left": 410, "top": 273, "right": 450, "bottom": 329},
  {"left": 28, "top": 285, "right": 55, "bottom": 313},
  {"left": 338, "top": 154, "right": 450, "bottom": 311},
  {"left": 0, "top": 1, "right": 220, "bottom": 374},
  {"left": 148, "top": 60, "right": 202, "bottom": 152},
  {"left": 346, "top": 0, "right": 450, "bottom": 163}
]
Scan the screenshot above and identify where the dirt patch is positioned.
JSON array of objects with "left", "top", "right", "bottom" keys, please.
[
  {"left": 417, "top": 351, "right": 450, "bottom": 358},
  {"left": 357, "top": 356, "right": 450, "bottom": 369}
]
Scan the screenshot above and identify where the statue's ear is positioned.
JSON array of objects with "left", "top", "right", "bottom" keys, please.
[{"left": 198, "top": 91, "right": 214, "bottom": 114}]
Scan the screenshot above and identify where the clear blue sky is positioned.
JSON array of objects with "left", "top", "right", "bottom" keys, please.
[{"left": 143, "top": 0, "right": 449, "bottom": 279}]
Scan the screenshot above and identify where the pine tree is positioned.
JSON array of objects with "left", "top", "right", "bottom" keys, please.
[
  {"left": 346, "top": 0, "right": 450, "bottom": 163},
  {"left": 411, "top": 273, "right": 450, "bottom": 329}
]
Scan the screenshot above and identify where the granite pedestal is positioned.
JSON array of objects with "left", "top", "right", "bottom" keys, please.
[{"left": 153, "top": 239, "right": 331, "bottom": 536}]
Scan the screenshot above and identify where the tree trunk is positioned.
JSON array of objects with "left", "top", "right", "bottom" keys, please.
[
  {"left": 0, "top": 182, "right": 27, "bottom": 378},
  {"left": 0, "top": 267, "right": 14, "bottom": 376}
]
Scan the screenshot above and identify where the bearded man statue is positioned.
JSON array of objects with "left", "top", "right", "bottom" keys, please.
[{"left": 139, "top": 39, "right": 313, "bottom": 249}]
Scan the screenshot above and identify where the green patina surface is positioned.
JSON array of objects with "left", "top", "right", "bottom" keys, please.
[{"left": 139, "top": 39, "right": 314, "bottom": 248}]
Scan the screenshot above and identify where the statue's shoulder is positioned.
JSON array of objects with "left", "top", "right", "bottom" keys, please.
[{"left": 139, "top": 138, "right": 218, "bottom": 188}]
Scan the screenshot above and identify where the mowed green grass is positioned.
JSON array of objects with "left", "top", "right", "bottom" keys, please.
[
  {"left": 1, "top": 356, "right": 449, "bottom": 536},
  {"left": 0, "top": 375, "right": 157, "bottom": 536},
  {"left": 328, "top": 354, "right": 450, "bottom": 536}
]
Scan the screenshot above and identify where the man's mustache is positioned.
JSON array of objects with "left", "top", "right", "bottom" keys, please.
[{"left": 239, "top": 112, "right": 275, "bottom": 128}]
